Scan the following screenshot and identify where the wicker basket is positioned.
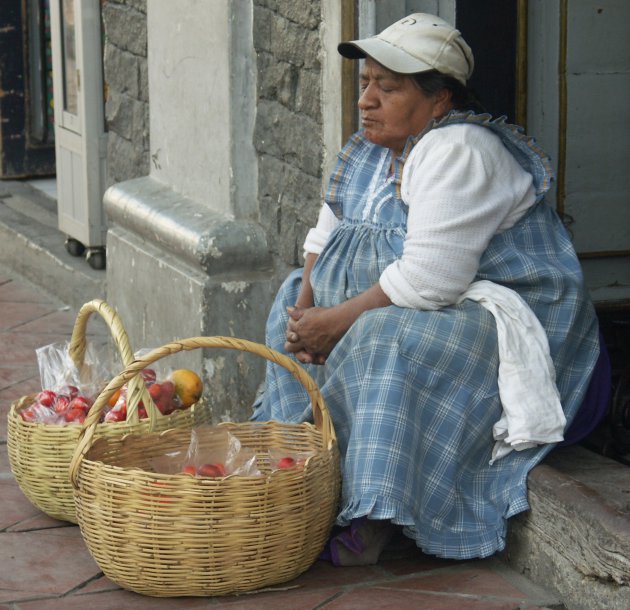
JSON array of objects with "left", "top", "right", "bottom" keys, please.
[
  {"left": 69, "top": 336, "right": 340, "bottom": 597},
  {"left": 7, "top": 299, "right": 209, "bottom": 523}
]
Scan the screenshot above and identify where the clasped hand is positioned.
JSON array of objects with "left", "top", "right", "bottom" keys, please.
[{"left": 284, "top": 305, "right": 342, "bottom": 365}]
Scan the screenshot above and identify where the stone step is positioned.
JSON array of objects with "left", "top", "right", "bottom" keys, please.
[
  {"left": 502, "top": 445, "right": 630, "bottom": 610},
  {"left": 0, "top": 180, "right": 105, "bottom": 312}
]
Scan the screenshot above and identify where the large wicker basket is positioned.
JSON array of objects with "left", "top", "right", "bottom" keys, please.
[
  {"left": 69, "top": 336, "right": 340, "bottom": 597},
  {"left": 7, "top": 300, "right": 209, "bottom": 523}
]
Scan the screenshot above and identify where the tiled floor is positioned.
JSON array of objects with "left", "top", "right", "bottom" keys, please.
[{"left": 0, "top": 266, "right": 564, "bottom": 609}]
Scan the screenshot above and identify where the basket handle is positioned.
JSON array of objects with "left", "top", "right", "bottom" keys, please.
[
  {"left": 69, "top": 336, "right": 335, "bottom": 487},
  {"left": 67, "top": 299, "right": 159, "bottom": 426}
]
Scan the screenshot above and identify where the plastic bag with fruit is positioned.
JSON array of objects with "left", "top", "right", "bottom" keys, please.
[
  {"left": 20, "top": 341, "right": 111, "bottom": 425},
  {"left": 149, "top": 425, "right": 261, "bottom": 477}
]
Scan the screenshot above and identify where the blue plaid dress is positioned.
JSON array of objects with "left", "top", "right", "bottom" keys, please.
[{"left": 252, "top": 112, "right": 600, "bottom": 559}]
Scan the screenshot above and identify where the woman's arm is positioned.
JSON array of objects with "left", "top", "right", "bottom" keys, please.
[
  {"left": 285, "top": 282, "right": 392, "bottom": 364},
  {"left": 294, "top": 252, "right": 318, "bottom": 309}
]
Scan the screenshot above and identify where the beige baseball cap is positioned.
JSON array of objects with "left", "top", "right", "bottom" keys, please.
[{"left": 338, "top": 13, "right": 474, "bottom": 85}]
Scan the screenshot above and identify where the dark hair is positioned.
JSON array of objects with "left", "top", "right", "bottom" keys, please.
[{"left": 412, "top": 70, "right": 486, "bottom": 114}]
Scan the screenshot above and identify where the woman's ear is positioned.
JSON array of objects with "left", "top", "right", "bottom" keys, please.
[{"left": 432, "top": 88, "right": 454, "bottom": 118}]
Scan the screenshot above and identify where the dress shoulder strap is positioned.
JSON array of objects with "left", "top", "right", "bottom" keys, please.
[{"left": 402, "top": 111, "right": 555, "bottom": 202}]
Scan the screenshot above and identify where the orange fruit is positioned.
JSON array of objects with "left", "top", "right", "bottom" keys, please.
[
  {"left": 170, "top": 369, "right": 203, "bottom": 407},
  {"left": 108, "top": 388, "right": 121, "bottom": 408}
]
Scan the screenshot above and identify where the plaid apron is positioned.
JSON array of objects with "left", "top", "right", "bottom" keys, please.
[{"left": 252, "top": 113, "right": 600, "bottom": 559}]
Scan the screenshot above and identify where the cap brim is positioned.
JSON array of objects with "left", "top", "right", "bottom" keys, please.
[{"left": 338, "top": 38, "right": 433, "bottom": 75}]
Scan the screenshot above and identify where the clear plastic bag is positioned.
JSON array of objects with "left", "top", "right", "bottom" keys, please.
[
  {"left": 20, "top": 341, "right": 110, "bottom": 425},
  {"left": 149, "top": 426, "right": 262, "bottom": 477},
  {"left": 36, "top": 340, "right": 110, "bottom": 399},
  {"left": 267, "top": 447, "right": 315, "bottom": 472}
]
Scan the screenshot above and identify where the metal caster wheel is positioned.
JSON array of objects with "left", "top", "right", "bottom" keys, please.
[
  {"left": 65, "top": 237, "right": 86, "bottom": 257},
  {"left": 86, "top": 247, "right": 106, "bottom": 270}
]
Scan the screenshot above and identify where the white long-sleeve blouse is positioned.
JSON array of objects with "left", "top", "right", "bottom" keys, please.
[{"left": 303, "top": 123, "right": 537, "bottom": 309}]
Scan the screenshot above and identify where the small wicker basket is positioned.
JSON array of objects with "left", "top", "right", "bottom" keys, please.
[
  {"left": 7, "top": 299, "right": 209, "bottom": 523},
  {"left": 69, "top": 336, "right": 340, "bottom": 597}
]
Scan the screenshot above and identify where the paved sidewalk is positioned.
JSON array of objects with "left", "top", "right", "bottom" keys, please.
[{"left": 0, "top": 265, "right": 565, "bottom": 609}]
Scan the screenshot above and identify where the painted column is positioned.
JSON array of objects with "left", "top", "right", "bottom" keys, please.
[{"left": 104, "top": 0, "right": 273, "bottom": 422}]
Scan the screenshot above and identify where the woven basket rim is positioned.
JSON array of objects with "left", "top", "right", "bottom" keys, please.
[{"left": 70, "top": 336, "right": 336, "bottom": 487}]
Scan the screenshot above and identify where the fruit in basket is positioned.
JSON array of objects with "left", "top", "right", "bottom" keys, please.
[
  {"left": 197, "top": 463, "right": 226, "bottom": 477},
  {"left": 108, "top": 388, "right": 121, "bottom": 408},
  {"left": 36, "top": 390, "right": 57, "bottom": 408},
  {"left": 170, "top": 369, "right": 203, "bottom": 407},
  {"left": 141, "top": 368, "right": 157, "bottom": 384},
  {"left": 277, "top": 456, "right": 296, "bottom": 469},
  {"left": 59, "top": 384, "right": 79, "bottom": 400},
  {"left": 148, "top": 382, "right": 177, "bottom": 415},
  {"left": 20, "top": 403, "right": 54, "bottom": 423},
  {"left": 64, "top": 406, "right": 86, "bottom": 423},
  {"left": 181, "top": 464, "right": 197, "bottom": 476},
  {"left": 104, "top": 401, "right": 127, "bottom": 422},
  {"left": 54, "top": 395, "right": 71, "bottom": 415},
  {"left": 69, "top": 395, "right": 92, "bottom": 412}
]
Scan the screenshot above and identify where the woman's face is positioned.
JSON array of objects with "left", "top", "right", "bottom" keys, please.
[{"left": 358, "top": 58, "right": 452, "bottom": 155}]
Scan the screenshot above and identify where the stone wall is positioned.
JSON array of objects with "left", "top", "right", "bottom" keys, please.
[
  {"left": 102, "top": 0, "right": 150, "bottom": 187},
  {"left": 253, "top": 0, "right": 324, "bottom": 267},
  {"left": 102, "top": 0, "right": 324, "bottom": 263}
]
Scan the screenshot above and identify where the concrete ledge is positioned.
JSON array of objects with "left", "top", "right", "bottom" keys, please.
[
  {"left": 104, "top": 177, "right": 271, "bottom": 274},
  {"left": 502, "top": 445, "right": 630, "bottom": 610}
]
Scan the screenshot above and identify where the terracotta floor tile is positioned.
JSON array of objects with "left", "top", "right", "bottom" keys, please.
[
  {"left": 16, "top": 310, "right": 78, "bottom": 335},
  {"left": 379, "top": 563, "right": 527, "bottom": 598},
  {"left": 285, "top": 558, "right": 386, "bottom": 590},
  {"left": 0, "top": 377, "right": 42, "bottom": 403},
  {"left": 6, "top": 512, "right": 70, "bottom": 533},
  {"left": 15, "top": 590, "right": 212, "bottom": 610},
  {"left": 0, "top": 442, "right": 11, "bottom": 473},
  {"left": 0, "top": 528, "right": 101, "bottom": 601},
  {"left": 0, "top": 302, "right": 60, "bottom": 331},
  {"left": 0, "top": 280, "right": 55, "bottom": 304},
  {"left": 0, "top": 333, "right": 70, "bottom": 367},
  {"left": 0, "top": 477, "right": 56, "bottom": 531},
  {"left": 212, "top": 586, "right": 342, "bottom": 609},
  {"left": 0, "top": 365, "right": 39, "bottom": 390},
  {"left": 379, "top": 549, "right": 458, "bottom": 577},
  {"left": 71, "top": 574, "right": 121, "bottom": 595},
  {"left": 323, "top": 586, "right": 532, "bottom": 610}
]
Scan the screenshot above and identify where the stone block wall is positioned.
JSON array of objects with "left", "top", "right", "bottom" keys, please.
[
  {"left": 102, "top": 0, "right": 150, "bottom": 187},
  {"left": 102, "top": 0, "right": 324, "bottom": 267},
  {"left": 253, "top": 0, "right": 324, "bottom": 267}
]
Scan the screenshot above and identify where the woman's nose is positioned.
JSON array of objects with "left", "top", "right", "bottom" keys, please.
[{"left": 358, "top": 84, "right": 376, "bottom": 110}]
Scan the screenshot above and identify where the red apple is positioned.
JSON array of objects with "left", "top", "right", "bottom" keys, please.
[
  {"left": 141, "top": 368, "right": 157, "bottom": 384},
  {"left": 64, "top": 407, "right": 86, "bottom": 423},
  {"left": 277, "top": 456, "right": 296, "bottom": 469},
  {"left": 69, "top": 395, "right": 92, "bottom": 412},
  {"left": 54, "top": 395, "right": 71, "bottom": 414},
  {"left": 36, "top": 390, "right": 57, "bottom": 408},
  {"left": 59, "top": 385, "right": 79, "bottom": 399},
  {"left": 197, "top": 463, "right": 226, "bottom": 477}
]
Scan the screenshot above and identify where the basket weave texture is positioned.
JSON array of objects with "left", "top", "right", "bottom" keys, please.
[
  {"left": 7, "top": 300, "right": 210, "bottom": 523},
  {"left": 69, "top": 336, "right": 340, "bottom": 597}
]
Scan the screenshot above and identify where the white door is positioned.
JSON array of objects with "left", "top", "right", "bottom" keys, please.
[
  {"left": 49, "top": 0, "right": 107, "bottom": 268},
  {"left": 527, "top": 0, "right": 630, "bottom": 302}
]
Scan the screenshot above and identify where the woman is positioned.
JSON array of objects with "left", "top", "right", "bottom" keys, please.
[{"left": 252, "top": 14, "right": 607, "bottom": 564}]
